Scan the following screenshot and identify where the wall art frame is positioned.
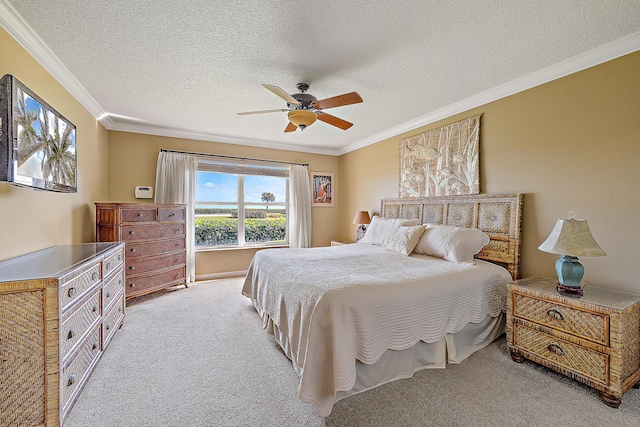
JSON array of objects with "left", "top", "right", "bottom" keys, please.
[
  {"left": 311, "top": 172, "right": 334, "bottom": 207},
  {"left": 399, "top": 115, "right": 480, "bottom": 198}
]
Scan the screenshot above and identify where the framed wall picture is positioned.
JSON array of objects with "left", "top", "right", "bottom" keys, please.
[{"left": 311, "top": 172, "right": 334, "bottom": 207}]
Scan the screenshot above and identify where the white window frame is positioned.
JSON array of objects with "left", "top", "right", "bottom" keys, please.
[{"left": 195, "top": 159, "right": 290, "bottom": 250}]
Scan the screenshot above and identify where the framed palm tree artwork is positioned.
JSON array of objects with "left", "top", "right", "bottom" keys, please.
[
  {"left": 0, "top": 74, "right": 77, "bottom": 193},
  {"left": 311, "top": 172, "right": 334, "bottom": 207}
]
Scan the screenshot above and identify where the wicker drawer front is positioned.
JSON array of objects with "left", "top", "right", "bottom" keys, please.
[
  {"left": 60, "top": 264, "right": 101, "bottom": 311},
  {"left": 103, "top": 268, "right": 125, "bottom": 311},
  {"left": 122, "top": 223, "right": 186, "bottom": 241},
  {"left": 103, "top": 248, "right": 124, "bottom": 278},
  {"left": 514, "top": 324, "right": 608, "bottom": 384},
  {"left": 158, "top": 207, "right": 185, "bottom": 222},
  {"left": 60, "top": 326, "right": 101, "bottom": 416},
  {"left": 513, "top": 293, "right": 607, "bottom": 344},
  {"left": 0, "top": 291, "right": 46, "bottom": 427},
  {"left": 121, "top": 208, "right": 157, "bottom": 222},
  {"left": 60, "top": 291, "right": 101, "bottom": 360},
  {"left": 125, "top": 238, "right": 185, "bottom": 258},
  {"left": 103, "top": 294, "right": 125, "bottom": 349},
  {"left": 127, "top": 267, "right": 185, "bottom": 294},
  {"left": 127, "top": 252, "right": 186, "bottom": 275}
]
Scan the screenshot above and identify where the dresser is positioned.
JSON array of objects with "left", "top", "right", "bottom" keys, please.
[
  {"left": 95, "top": 202, "right": 186, "bottom": 299},
  {"left": 0, "top": 242, "right": 125, "bottom": 426},
  {"left": 507, "top": 276, "right": 640, "bottom": 408}
]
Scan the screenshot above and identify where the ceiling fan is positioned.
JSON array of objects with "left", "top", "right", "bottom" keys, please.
[{"left": 237, "top": 83, "right": 363, "bottom": 132}]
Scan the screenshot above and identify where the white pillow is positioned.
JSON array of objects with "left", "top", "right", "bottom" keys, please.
[
  {"left": 385, "top": 225, "right": 426, "bottom": 256},
  {"left": 401, "top": 218, "right": 420, "bottom": 226},
  {"left": 413, "top": 225, "right": 490, "bottom": 263},
  {"left": 359, "top": 216, "right": 404, "bottom": 246}
]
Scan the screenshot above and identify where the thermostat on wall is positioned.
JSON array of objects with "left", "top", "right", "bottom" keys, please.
[{"left": 135, "top": 186, "right": 153, "bottom": 199}]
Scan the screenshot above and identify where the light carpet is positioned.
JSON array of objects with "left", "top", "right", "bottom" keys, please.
[{"left": 65, "top": 278, "right": 640, "bottom": 427}]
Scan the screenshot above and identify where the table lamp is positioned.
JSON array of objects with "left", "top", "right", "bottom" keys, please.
[
  {"left": 538, "top": 212, "right": 606, "bottom": 295},
  {"left": 353, "top": 211, "right": 371, "bottom": 242}
]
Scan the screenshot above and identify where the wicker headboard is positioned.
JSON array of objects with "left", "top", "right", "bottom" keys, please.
[{"left": 381, "top": 193, "right": 523, "bottom": 280}]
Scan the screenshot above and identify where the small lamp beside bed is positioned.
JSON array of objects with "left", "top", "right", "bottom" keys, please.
[
  {"left": 538, "top": 212, "right": 607, "bottom": 295},
  {"left": 353, "top": 211, "right": 371, "bottom": 242}
]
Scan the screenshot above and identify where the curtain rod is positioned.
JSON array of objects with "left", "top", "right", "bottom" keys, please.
[{"left": 160, "top": 148, "right": 309, "bottom": 167}]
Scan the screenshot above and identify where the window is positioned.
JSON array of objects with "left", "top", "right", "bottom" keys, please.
[{"left": 194, "top": 159, "right": 289, "bottom": 249}]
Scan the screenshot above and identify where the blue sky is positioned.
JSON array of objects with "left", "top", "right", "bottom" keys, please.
[{"left": 196, "top": 172, "right": 286, "bottom": 205}]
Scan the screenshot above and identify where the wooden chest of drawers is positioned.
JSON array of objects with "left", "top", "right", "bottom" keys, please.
[
  {"left": 95, "top": 202, "right": 186, "bottom": 299},
  {"left": 0, "top": 243, "right": 125, "bottom": 426},
  {"left": 507, "top": 276, "right": 640, "bottom": 408}
]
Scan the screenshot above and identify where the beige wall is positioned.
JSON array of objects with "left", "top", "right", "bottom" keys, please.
[
  {"left": 0, "top": 28, "right": 109, "bottom": 261},
  {"left": 105, "top": 131, "right": 339, "bottom": 277},
  {"left": 339, "top": 51, "right": 640, "bottom": 294}
]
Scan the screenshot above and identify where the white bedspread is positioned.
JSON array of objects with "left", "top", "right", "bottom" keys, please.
[{"left": 241, "top": 243, "right": 511, "bottom": 416}]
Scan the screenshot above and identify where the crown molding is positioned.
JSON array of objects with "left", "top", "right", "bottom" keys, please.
[
  {"left": 0, "top": 0, "right": 106, "bottom": 120},
  {"left": 338, "top": 31, "right": 640, "bottom": 155},
  {"left": 108, "top": 121, "right": 341, "bottom": 156}
]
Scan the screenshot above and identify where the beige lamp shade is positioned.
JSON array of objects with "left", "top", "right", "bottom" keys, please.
[
  {"left": 353, "top": 211, "right": 371, "bottom": 225},
  {"left": 538, "top": 219, "right": 607, "bottom": 257},
  {"left": 288, "top": 110, "right": 317, "bottom": 128}
]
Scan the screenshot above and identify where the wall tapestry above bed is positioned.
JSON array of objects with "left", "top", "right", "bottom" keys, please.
[{"left": 399, "top": 115, "right": 480, "bottom": 198}]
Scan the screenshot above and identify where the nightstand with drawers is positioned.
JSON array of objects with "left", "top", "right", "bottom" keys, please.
[{"left": 506, "top": 276, "right": 640, "bottom": 408}]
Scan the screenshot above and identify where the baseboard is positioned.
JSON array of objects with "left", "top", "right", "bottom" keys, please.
[{"left": 195, "top": 270, "right": 247, "bottom": 281}]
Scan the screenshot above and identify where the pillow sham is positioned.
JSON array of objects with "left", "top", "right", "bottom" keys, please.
[
  {"left": 359, "top": 216, "right": 404, "bottom": 246},
  {"left": 385, "top": 225, "right": 426, "bottom": 256},
  {"left": 359, "top": 216, "right": 422, "bottom": 246},
  {"left": 413, "top": 225, "right": 490, "bottom": 263}
]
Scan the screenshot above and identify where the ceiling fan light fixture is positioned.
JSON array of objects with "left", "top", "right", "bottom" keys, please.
[{"left": 288, "top": 110, "right": 317, "bottom": 130}]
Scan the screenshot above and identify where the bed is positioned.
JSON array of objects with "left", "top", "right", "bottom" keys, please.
[{"left": 242, "top": 193, "right": 523, "bottom": 416}]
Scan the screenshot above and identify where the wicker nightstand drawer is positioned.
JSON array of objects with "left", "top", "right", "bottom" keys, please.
[
  {"left": 507, "top": 276, "right": 640, "bottom": 408},
  {"left": 513, "top": 323, "right": 608, "bottom": 384},
  {"left": 513, "top": 293, "right": 608, "bottom": 345}
]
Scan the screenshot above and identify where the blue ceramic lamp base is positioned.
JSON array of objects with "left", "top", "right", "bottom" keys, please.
[{"left": 555, "top": 255, "right": 585, "bottom": 295}]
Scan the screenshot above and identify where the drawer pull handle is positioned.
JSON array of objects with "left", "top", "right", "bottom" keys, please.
[
  {"left": 118, "top": 254, "right": 122, "bottom": 261},
  {"left": 118, "top": 306, "right": 123, "bottom": 313},
  {"left": 547, "top": 309, "right": 564, "bottom": 321},
  {"left": 68, "top": 287, "right": 76, "bottom": 298},
  {"left": 92, "top": 304, "right": 98, "bottom": 312},
  {"left": 92, "top": 341, "right": 99, "bottom": 350},
  {"left": 92, "top": 272, "right": 98, "bottom": 281},
  {"left": 129, "top": 265, "right": 135, "bottom": 270},
  {"left": 176, "top": 228, "right": 181, "bottom": 232},
  {"left": 67, "top": 374, "right": 76, "bottom": 387},
  {"left": 547, "top": 343, "right": 565, "bottom": 356},
  {"left": 106, "top": 291, "right": 112, "bottom": 298},
  {"left": 106, "top": 262, "right": 111, "bottom": 269},
  {"left": 137, "top": 212, "right": 142, "bottom": 217},
  {"left": 68, "top": 329, "right": 76, "bottom": 339},
  {"left": 118, "top": 279, "right": 122, "bottom": 285},
  {"left": 129, "top": 230, "right": 135, "bottom": 235},
  {"left": 130, "top": 283, "right": 136, "bottom": 288},
  {"left": 106, "top": 322, "right": 112, "bottom": 330},
  {"left": 130, "top": 248, "right": 136, "bottom": 253}
]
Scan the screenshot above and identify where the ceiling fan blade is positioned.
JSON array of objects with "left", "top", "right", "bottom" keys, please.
[
  {"left": 316, "top": 112, "right": 353, "bottom": 130},
  {"left": 237, "top": 108, "right": 288, "bottom": 116},
  {"left": 314, "top": 92, "right": 363, "bottom": 110},
  {"left": 284, "top": 122, "right": 297, "bottom": 132},
  {"left": 263, "top": 84, "right": 300, "bottom": 105}
]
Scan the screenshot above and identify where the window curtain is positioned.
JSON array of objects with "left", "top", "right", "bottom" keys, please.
[
  {"left": 155, "top": 151, "right": 198, "bottom": 283},
  {"left": 288, "top": 164, "right": 312, "bottom": 248}
]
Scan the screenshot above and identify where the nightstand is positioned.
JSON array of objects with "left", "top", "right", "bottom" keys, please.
[
  {"left": 507, "top": 276, "right": 640, "bottom": 408},
  {"left": 330, "top": 240, "right": 355, "bottom": 246}
]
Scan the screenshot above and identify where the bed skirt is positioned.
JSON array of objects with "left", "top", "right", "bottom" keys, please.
[{"left": 260, "top": 309, "right": 506, "bottom": 415}]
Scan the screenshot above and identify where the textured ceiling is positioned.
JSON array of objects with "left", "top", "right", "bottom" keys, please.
[{"left": 2, "top": 0, "right": 640, "bottom": 155}]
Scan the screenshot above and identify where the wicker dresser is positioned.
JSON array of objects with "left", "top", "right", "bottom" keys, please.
[
  {"left": 95, "top": 202, "right": 186, "bottom": 299},
  {"left": 507, "top": 276, "right": 640, "bottom": 408},
  {"left": 0, "top": 242, "right": 125, "bottom": 426}
]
